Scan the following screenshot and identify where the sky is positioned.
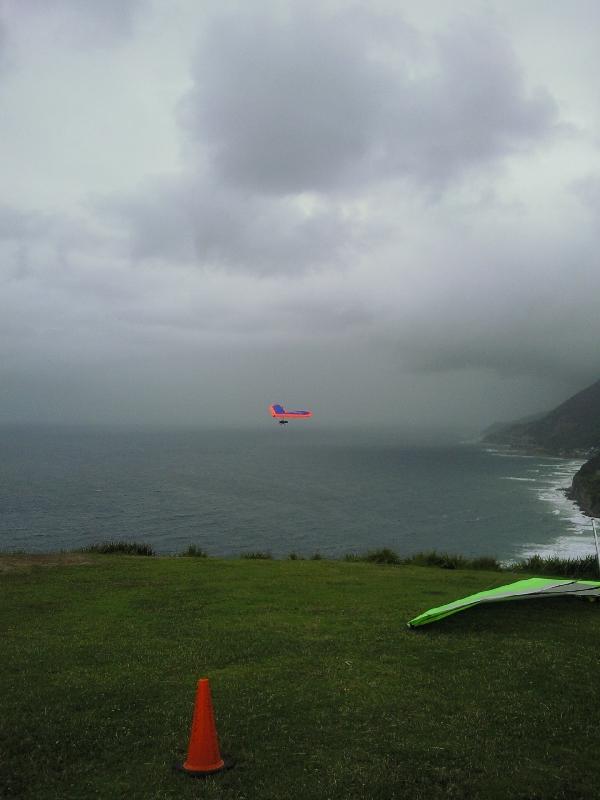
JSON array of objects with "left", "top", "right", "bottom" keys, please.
[{"left": 1, "top": 0, "right": 599, "bottom": 432}]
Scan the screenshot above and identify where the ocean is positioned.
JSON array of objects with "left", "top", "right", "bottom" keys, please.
[{"left": 0, "top": 425, "right": 592, "bottom": 561}]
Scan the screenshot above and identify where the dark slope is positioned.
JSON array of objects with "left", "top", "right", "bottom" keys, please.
[
  {"left": 483, "top": 378, "right": 600, "bottom": 455},
  {"left": 568, "top": 452, "right": 600, "bottom": 518}
]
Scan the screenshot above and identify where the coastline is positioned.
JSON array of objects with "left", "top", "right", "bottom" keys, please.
[
  {"left": 483, "top": 442, "right": 594, "bottom": 559},
  {"left": 566, "top": 451, "right": 600, "bottom": 518}
]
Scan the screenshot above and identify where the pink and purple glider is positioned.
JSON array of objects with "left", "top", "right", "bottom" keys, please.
[{"left": 269, "top": 403, "right": 313, "bottom": 424}]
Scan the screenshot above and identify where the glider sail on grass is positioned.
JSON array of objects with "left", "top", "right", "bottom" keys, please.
[
  {"left": 408, "top": 577, "right": 600, "bottom": 628},
  {"left": 269, "top": 403, "right": 313, "bottom": 425}
]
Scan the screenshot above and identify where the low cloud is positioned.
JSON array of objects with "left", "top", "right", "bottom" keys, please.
[
  {"left": 99, "top": 175, "right": 360, "bottom": 273},
  {"left": 1, "top": 2, "right": 599, "bottom": 429}
]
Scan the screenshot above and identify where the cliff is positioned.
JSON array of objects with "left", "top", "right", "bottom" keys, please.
[
  {"left": 568, "top": 452, "right": 600, "bottom": 518},
  {"left": 483, "top": 377, "right": 600, "bottom": 456}
]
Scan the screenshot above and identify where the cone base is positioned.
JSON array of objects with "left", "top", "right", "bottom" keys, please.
[{"left": 175, "top": 755, "right": 235, "bottom": 778}]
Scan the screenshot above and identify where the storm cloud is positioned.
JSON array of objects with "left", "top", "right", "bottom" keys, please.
[
  {"left": 182, "top": 9, "right": 557, "bottom": 193},
  {"left": 100, "top": 175, "right": 358, "bottom": 273},
  {"left": 1, "top": 1, "right": 599, "bottom": 430},
  {"left": 4, "top": 0, "right": 142, "bottom": 48}
]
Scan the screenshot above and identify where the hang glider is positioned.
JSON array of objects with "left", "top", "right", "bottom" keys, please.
[
  {"left": 269, "top": 403, "right": 313, "bottom": 425},
  {"left": 407, "top": 577, "right": 600, "bottom": 628}
]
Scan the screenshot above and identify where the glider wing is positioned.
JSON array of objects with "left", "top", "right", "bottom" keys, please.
[
  {"left": 407, "top": 577, "right": 600, "bottom": 628},
  {"left": 269, "top": 403, "right": 312, "bottom": 420}
]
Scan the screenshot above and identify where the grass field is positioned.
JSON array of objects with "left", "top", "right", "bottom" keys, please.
[{"left": 2, "top": 554, "right": 600, "bottom": 799}]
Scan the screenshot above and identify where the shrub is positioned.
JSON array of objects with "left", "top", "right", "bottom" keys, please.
[
  {"left": 364, "top": 548, "right": 401, "bottom": 565},
  {"left": 467, "top": 556, "right": 501, "bottom": 571},
  {"left": 240, "top": 552, "right": 273, "bottom": 560},
  {"left": 80, "top": 541, "right": 155, "bottom": 556},
  {"left": 343, "top": 549, "right": 499, "bottom": 570},
  {"left": 310, "top": 552, "right": 323, "bottom": 560},
  {"left": 181, "top": 544, "right": 208, "bottom": 558},
  {"left": 406, "top": 551, "right": 436, "bottom": 567},
  {"left": 342, "top": 548, "right": 401, "bottom": 565},
  {"left": 406, "top": 551, "right": 471, "bottom": 570},
  {"left": 512, "top": 554, "right": 599, "bottom": 580}
]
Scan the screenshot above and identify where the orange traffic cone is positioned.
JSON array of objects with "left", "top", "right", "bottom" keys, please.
[{"left": 177, "top": 678, "right": 233, "bottom": 777}]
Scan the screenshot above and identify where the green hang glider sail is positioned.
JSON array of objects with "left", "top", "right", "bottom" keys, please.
[{"left": 407, "top": 577, "right": 600, "bottom": 628}]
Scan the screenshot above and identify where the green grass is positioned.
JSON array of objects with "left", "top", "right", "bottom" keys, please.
[{"left": 2, "top": 555, "right": 600, "bottom": 799}]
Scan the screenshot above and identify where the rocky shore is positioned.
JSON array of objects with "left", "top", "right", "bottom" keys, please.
[
  {"left": 483, "top": 376, "right": 600, "bottom": 518},
  {"left": 568, "top": 452, "right": 600, "bottom": 518}
]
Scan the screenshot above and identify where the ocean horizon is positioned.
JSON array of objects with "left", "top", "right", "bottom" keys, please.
[{"left": 0, "top": 424, "right": 592, "bottom": 561}]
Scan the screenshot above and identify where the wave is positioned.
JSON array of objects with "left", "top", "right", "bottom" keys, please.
[
  {"left": 520, "top": 457, "right": 590, "bottom": 558},
  {"left": 486, "top": 446, "right": 589, "bottom": 559}
]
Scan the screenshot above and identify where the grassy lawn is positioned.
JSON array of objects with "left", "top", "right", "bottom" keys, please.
[{"left": 2, "top": 555, "right": 600, "bottom": 799}]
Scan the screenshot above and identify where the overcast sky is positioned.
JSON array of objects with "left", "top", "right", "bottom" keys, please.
[{"left": 1, "top": 0, "right": 599, "bottom": 431}]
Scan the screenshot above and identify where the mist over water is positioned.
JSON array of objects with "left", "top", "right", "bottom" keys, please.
[{"left": 0, "top": 426, "right": 591, "bottom": 560}]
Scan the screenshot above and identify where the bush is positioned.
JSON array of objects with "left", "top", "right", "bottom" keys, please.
[
  {"left": 310, "top": 552, "right": 323, "bottom": 560},
  {"left": 466, "top": 556, "right": 501, "bottom": 571},
  {"left": 512, "top": 554, "right": 599, "bottom": 580},
  {"left": 364, "top": 548, "right": 401, "bottom": 565},
  {"left": 407, "top": 551, "right": 470, "bottom": 570},
  {"left": 405, "top": 550, "right": 502, "bottom": 571},
  {"left": 240, "top": 552, "right": 273, "bottom": 560},
  {"left": 343, "top": 549, "right": 500, "bottom": 570},
  {"left": 342, "top": 548, "right": 401, "bottom": 565},
  {"left": 180, "top": 544, "right": 208, "bottom": 558},
  {"left": 80, "top": 541, "right": 155, "bottom": 556}
]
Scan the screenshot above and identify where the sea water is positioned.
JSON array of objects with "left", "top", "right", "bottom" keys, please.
[{"left": 0, "top": 425, "right": 591, "bottom": 560}]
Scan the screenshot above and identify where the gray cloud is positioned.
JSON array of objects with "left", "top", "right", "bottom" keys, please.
[
  {"left": 0, "top": 204, "right": 46, "bottom": 241},
  {"left": 383, "top": 224, "right": 600, "bottom": 384},
  {"left": 102, "top": 9, "right": 560, "bottom": 275},
  {"left": 4, "top": 0, "right": 142, "bottom": 47},
  {"left": 181, "top": 8, "right": 558, "bottom": 194},
  {"left": 0, "top": 10, "right": 12, "bottom": 74},
  {"left": 382, "top": 18, "right": 559, "bottom": 187},
  {"left": 1, "top": 1, "right": 599, "bottom": 430},
  {"left": 97, "top": 174, "right": 362, "bottom": 273},
  {"left": 572, "top": 174, "right": 600, "bottom": 210}
]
